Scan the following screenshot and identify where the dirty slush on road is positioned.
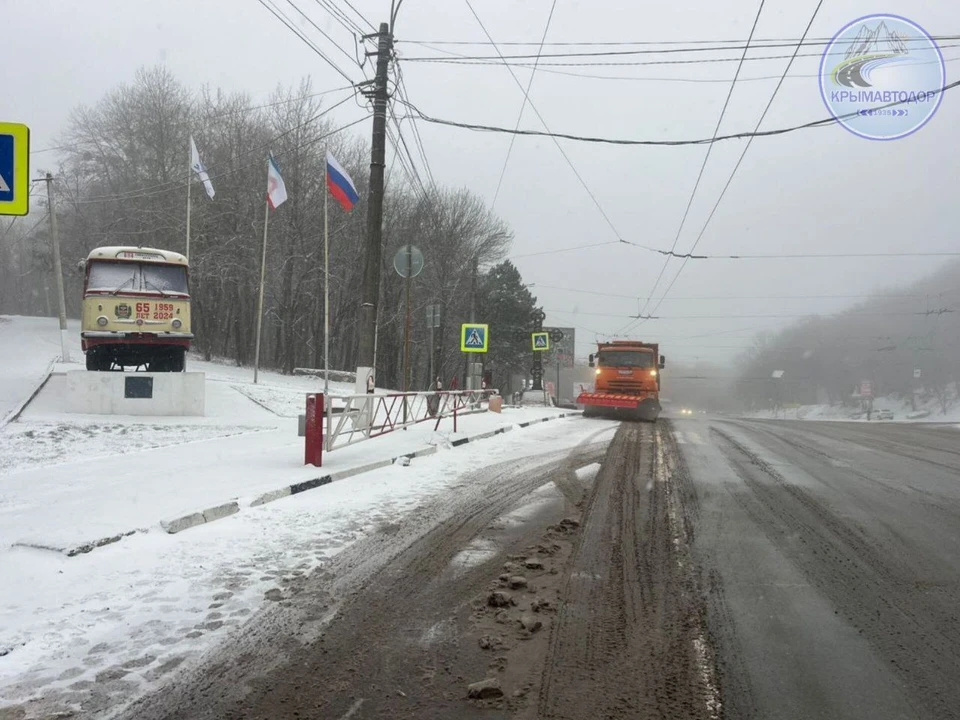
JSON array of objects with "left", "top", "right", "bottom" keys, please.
[{"left": 121, "top": 421, "right": 721, "bottom": 720}]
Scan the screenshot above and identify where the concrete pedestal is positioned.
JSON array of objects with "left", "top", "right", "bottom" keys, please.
[{"left": 66, "top": 371, "right": 205, "bottom": 416}]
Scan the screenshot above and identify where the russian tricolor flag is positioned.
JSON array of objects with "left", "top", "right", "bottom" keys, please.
[{"left": 326, "top": 152, "right": 360, "bottom": 212}]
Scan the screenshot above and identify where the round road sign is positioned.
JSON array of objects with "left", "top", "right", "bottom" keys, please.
[{"left": 393, "top": 245, "right": 424, "bottom": 278}]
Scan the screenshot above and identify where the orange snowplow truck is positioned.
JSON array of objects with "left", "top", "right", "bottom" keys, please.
[{"left": 577, "top": 341, "right": 665, "bottom": 422}]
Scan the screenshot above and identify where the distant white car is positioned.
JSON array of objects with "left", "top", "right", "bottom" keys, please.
[{"left": 876, "top": 409, "right": 894, "bottom": 420}]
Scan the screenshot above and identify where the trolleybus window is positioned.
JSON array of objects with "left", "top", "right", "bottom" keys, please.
[{"left": 86, "top": 262, "right": 188, "bottom": 295}]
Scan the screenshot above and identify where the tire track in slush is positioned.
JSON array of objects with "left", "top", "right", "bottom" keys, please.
[
  {"left": 536, "top": 421, "right": 720, "bottom": 720},
  {"left": 120, "top": 428, "right": 614, "bottom": 720}
]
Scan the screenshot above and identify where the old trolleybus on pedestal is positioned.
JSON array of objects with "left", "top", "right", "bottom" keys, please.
[{"left": 80, "top": 246, "right": 193, "bottom": 372}]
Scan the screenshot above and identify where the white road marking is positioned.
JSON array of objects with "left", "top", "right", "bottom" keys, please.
[
  {"left": 688, "top": 432, "right": 705, "bottom": 445},
  {"left": 674, "top": 432, "right": 686, "bottom": 444}
]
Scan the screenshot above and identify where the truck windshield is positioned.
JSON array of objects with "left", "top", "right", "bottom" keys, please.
[
  {"left": 86, "top": 262, "right": 188, "bottom": 295},
  {"left": 598, "top": 351, "right": 654, "bottom": 368}
]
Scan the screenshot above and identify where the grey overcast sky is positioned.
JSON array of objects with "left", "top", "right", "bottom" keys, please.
[{"left": 6, "top": 0, "right": 959, "bottom": 364}]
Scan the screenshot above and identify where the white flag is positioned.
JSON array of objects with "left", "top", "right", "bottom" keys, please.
[
  {"left": 189, "top": 136, "right": 215, "bottom": 199},
  {"left": 266, "top": 155, "right": 288, "bottom": 210}
]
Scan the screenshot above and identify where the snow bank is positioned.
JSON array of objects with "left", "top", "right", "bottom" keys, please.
[{"left": 741, "top": 390, "right": 960, "bottom": 424}]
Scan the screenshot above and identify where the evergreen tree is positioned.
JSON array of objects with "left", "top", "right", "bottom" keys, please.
[{"left": 477, "top": 261, "right": 537, "bottom": 393}]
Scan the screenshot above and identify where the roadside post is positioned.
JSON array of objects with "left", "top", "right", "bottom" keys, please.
[
  {"left": 394, "top": 245, "right": 424, "bottom": 424},
  {"left": 860, "top": 379, "right": 874, "bottom": 420},
  {"left": 305, "top": 393, "right": 324, "bottom": 467},
  {"left": 426, "top": 303, "right": 441, "bottom": 387},
  {"left": 772, "top": 370, "right": 785, "bottom": 419}
]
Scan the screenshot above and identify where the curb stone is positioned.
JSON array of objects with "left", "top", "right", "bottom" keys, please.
[
  {"left": 241, "top": 411, "right": 577, "bottom": 513},
  {"left": 2, "top": 360, "right": 57, "bottom": 428},
  {"left": 162, "top": 501, "right": 239, "bottom": 535},
  {"left": 11, "top": 529, "right": 143, "bottom": 557},
  {"left": 202, "top": 501, "right": 240, "bottom": 523},
  {"left": 147, "top": 411, "right": 580, "bottom": 540}
]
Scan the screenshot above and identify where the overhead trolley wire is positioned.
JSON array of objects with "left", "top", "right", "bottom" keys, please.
[
  {"left": 627, "top": 0, "right": 768, "bottom": 335},
  {"left": 491, "top": 0, "right": 558, "bottom": 208},
  {"left": 633, "top": 0, "right": 829, "bottom": 337}
]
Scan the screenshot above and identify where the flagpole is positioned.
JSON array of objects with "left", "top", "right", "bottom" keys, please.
[
  {"left": 185, "top": 140, "right": 192, "bottom": 261},
  {"left": 254, "top": 197, "right": 270, "bottom": 385},
  {"left": 323, "top": 161, "right": 330, "bottom": 399}
]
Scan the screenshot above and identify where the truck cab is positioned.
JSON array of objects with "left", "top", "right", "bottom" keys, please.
[{"left": 579, "top": 341, "right": 665, "bottom": 421}]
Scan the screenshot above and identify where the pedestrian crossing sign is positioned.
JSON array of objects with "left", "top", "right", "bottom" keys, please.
[
  {"left": 0, "top": 122, "right": 30, "bottom": 217},
  {"left": 461, "top": 323, "right": 489, "bottom": 353},
  {"left": 532, "top": 332, "right": 550, "bottom": 351}
]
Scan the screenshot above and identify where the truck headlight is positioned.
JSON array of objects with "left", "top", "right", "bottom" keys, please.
[
  {"left": 595, "top": 368, "right": 601, "bottom": 375},
  {"left": 650, "top": 369, "right": 658, "bottom": 376},
  {"left": 172, "top": 318, "right": 182, "bottom": 329},
  {"left": 97, "top": 316, "right": 108, "bottom": 327}
]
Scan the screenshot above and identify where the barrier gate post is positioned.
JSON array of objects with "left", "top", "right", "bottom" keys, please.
[{"left": 305, "top": 393, "right": 324, "bottom": 467}]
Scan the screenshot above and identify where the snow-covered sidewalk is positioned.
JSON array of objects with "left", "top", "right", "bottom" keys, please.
[{"left": 1, "top": 403, "right": 578, "bottom": 553}]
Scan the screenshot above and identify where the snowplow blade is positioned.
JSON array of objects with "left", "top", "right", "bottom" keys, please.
[
  {"left": 577, "top": 392, "right": 660, "bottom": 422},
  {"left": 576, "top": 392, "right": 642, "bottom": 409}
]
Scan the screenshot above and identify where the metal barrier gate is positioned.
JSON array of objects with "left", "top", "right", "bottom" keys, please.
[{"left": 324, "top": 389, "right": 496, "bottom": 452}]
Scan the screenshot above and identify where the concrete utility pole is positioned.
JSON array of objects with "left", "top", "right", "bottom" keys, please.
[
  {"left": 355, "top": 22, "right": 393, "bottom": 394},
  {"left": 39, "top": 173, "right": 70, "bottom": 363}
]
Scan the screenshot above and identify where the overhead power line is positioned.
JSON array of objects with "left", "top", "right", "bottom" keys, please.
[
  {"left": 546, "top": 309, "right": 958, "bottom": 320},
  {"left": 462, "top": 0, "right": 629, "bottom": 245},
  {"left": 509, "top": 241, "right": 620, "bottom": 259},
  {"left": 509, "top": 240, "right": 960, "bottom": 263},
  {"left": 491, "top": 0, "right": 558, "bottom": 208},
  {"left": 397, "top": 34, "right": 960, "bottom": 48},
  {"left": 397, "top": 35, "right": 960, "bottom": 61},
  {"left": 257, "top": 0, "right": 358, "bottom": 85},
  {"left": 313, "top": 0, "right": 367, "bottom": 35},
  {"left": 527, "top": 283, "right": 959, "bottom": 302},
  {"left": 398, "top": 44, "right": 960, "bottom": 68},
  {"left": 621, "top": 0, "right": 827, "bottom": 340},
  {"left": 342, "top": 0, "right": 376, "bottom": 30},
  {"left": 396, "top": 79, "right": 960, "bottom": 147},
  {"left": 391, "top": 63, "right": 438, "bottom": 191},
  {"left": 284, "top": 0, "right": 361, "bottom": 66},
  {"left": 631, "top": 0, "right": 767, "bottom": 330},
  {"left": 465, "top": 55, "right": 957, "bottom": 85}
]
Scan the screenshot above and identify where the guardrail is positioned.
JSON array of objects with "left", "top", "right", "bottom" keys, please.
[{"left": 323, "top": 389, "right": 497, "bottom": 453}]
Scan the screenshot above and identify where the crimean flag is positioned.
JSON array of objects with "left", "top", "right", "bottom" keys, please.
[
  {"left": 189, "top": 136, "right": 215, "bottom": 199},
  {"left": 325, "top": 151, "right": 359, "bottom": 212},
  {"left": 266, "top": 154, "right": 288, "bottom": 210}
]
